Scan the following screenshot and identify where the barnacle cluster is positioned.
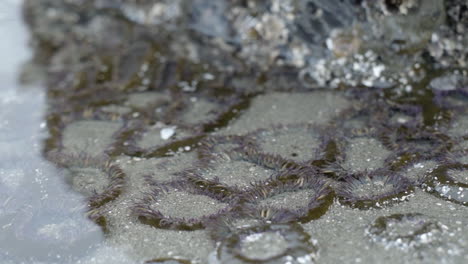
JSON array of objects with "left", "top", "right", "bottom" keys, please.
[{"left": 21, "top": 0, "right": 468, "bottom": 262}]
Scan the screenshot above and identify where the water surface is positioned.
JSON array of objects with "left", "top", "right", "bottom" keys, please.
[{"left": 0, "top": 1, "right": 104, "bottom": 263}]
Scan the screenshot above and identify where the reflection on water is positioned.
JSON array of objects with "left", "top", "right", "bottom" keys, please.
[{"left": 0, "top": 1, "right": 104, "bottom": 263}]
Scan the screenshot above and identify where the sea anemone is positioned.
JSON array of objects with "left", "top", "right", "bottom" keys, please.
[
  {"left": 329, "top": 134, "right": 394, "bottom": 176},
  {"left": 196, "top": 135, "right": 253, "bottom": 165},
  {"left": 241, "top": 169, "right": 330, "bottom": 222},
  {"left": 444, "top": 165, "right": 468, "bottom": 187},
  {"left": 397, "top": 159, "right": 440, "bottom": 186},
  {"left": 182, "top": 154, "right": 276, "bottom": 194},
  {"left": 46, "top": 151, "right": 126, "bottom": 209},
  {"left": 179, "top": 135, "right": 275, "bottom": 195},
  {"left": 246, "top": 123, "right": 327, "bottom": 165},
  {"left": 132, "top": 180, "right": 236, "bottom": 230},
  {"left": 442, "top": 148, "right": 468, "bottom": 165},
  {"left": 379, "top": 126, "right": 451, "bottom": 161},
  {"left": 336, "top": 169, "right": 413, "bottom": 209}
]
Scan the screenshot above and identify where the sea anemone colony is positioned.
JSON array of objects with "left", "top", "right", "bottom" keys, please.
[{"left": 39, "top": 77, "right": 468, "bottom": 260}]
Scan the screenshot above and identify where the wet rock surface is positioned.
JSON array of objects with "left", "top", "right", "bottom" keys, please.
[{"left": 10, "top": 0, "right": 468, "bottom": 263}]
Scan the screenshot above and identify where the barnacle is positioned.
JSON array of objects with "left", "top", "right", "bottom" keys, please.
[
  {"left": 365, "top": 0, "right": 445, "bottom": 53},
  {"left": 132, "top": 181, "right": 236, "bottom": 230},
  {"left": 295, "top": 0, "right": 362, "bottom": 47},
  {"left": 241, "top": 169, "right": 330, "bottom": 222},
  {"left": 366, "top": 213, "right": 443, "bottom": 251},
  {"left": 336, "top": 170, "right": 413, "bottom": 209},
  {"left": 213, "top": 221, "right": 318, "bottom": 264}
]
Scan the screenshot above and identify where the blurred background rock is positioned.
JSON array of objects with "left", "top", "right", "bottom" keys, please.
[{"left": 22, "top": 0, "right": 467, "bottom": 94}]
